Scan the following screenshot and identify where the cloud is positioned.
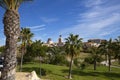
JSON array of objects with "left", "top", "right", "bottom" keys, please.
[
  {"left": 100, "top": 32, "right": 111, "bottom": 36},
  {"left": 60, "top": 0, "right": 120, "bottom": 40},
  {"left": 41, "top": 17, "right": 58, "bottom": 23},
  {"left": 27, "top": 25, "right": 45, "bottom": 29},
  {"left": 85, "top": 0, "right": 106, "bottom": 7},
  {"left": 26, "top": 24, "right": 46, "bottom": 31},
  {"left": 31, "top": 28, "right": 45, "bottom": 31}
]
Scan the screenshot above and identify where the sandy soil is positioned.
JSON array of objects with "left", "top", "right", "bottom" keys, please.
[{"left": 16, "top": 72, "right": 30, "bottom": 80}]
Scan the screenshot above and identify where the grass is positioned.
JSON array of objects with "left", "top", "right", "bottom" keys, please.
[{"left": 17, "top": 62, "right": 120, "bottom": 80}]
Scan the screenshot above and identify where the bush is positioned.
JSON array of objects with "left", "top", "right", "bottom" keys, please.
[
  {"left": 84, "top": 57, "right": 94, "bottom": 64},
  {"left": 39, "top": 68, "right": 52, "bottom": 76},
  {"left": 74, "top": 58, "right": 84, "bottom": 68},
  {"left": 80, "top": 63, "right": 86, "bottom": 70}
]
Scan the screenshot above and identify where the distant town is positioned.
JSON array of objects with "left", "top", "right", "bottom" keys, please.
[{"left": 43, "top": 35, "right": 107, "bottom": 48}]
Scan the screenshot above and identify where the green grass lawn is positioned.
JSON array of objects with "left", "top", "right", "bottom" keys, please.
[{"left": 17, "top": 62, "right": 120, "bottom": 80}]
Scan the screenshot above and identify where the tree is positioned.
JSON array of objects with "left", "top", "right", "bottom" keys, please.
[
  {"left": 19, "top": 27, "right": 33, "bottom": 71},
  {"left": 23, "top": 40, "right": 47, "bottom": 63},
  {"left": 89, "top": 46, "right": 102, "bottom": 70},
  {"left": 64, "top": 34, "right": 82, "bottom": 79},
  {"left": 99, "top": 39, "right": 114, "bottom": 71},
  {"left": 25, "top": 40, "right": 46, "bottom": 76},
  {"left": 99, "top": 41, "right": 108, "bottom": 63},
  {"left": 0, "top": 0, "right": 32, "bottom": 80},
  {"left": 48, "top": 46, "right": 65, "bottom": 65},
  {"left": 114, "top": 36, "right": 120, "bottom": 64},
  {"left": 107, "top": 39, "right": 115, "bottom": 71}
]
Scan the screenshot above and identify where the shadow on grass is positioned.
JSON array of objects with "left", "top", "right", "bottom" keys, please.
[
  {"left": 62, "top": 69, "right": 120, "bottom": 79},
  {"left": 22, "top": 67, "right": 51, "bottom": 76},
  {"left": 22, "top": 66, "right": 67, "bottom": 78}
]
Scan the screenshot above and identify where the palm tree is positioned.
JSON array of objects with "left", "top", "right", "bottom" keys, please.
[
  {"left": 107, "top": 39, "right": 115, "bottom": 71},
  {"left": 0, "top": 0, "right": 32, "bottom": 80},
  {"left": 99, "top": 39, "right": 114, "bottom": 71},
  {"left": 99, "top": 41, "right": 108, "bottom": 64},
  {"left": 114, "top": 36, "right": 120, "bottom": 64},
  {"left": 90, "top": 46, "right": 101, "bottom": 70},
  {"left": 19, "top": 27, "right": 33, "bottom": 71},
  {"left": 64, "top": 34, "right": 82, "bottom": 79}
]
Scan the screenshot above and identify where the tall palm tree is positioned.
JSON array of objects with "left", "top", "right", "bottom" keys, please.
[
  {"left": 64, "top": 34, "right": 82, "bottom": 79},
  {"left": 19, "top": 27, "right": 33, "bottom": 71},
  {"left": 0, "top": 0, "right": 32, "bottom": 80}
]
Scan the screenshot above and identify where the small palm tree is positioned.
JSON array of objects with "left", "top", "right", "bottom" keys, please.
[
  {"left": 64, "top": 34, "right": 82, "bottom": 79},
  {"left": 0, "top": 0, "right": 32, "bottom": 80},
  {"left": 19, "top": 27, "right": 33, "bottom": 71},
  {"left": 114, "top": 36, "right": 120, "bottom": 64},
  {"left": 99, "top": 41, "right": 108, "bottom": 63},
  {"left": 90, "top": 46, "right": 101, "bottom": 70},
  {"left": 99, "top": 39, "right": 114, "bottom": 71}
]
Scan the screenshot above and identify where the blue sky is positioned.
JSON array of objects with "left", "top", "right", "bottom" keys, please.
[{"left": 0, "top": 0, "right": 120, "bottom": 46}]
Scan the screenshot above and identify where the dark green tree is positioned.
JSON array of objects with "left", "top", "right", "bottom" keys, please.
[
  {"left": 114, "top": 36, "right": 120, "bottom": 64},
  {"left": 89, "top": 46, "right": 102, "bottom": 70},
  {"left": 99, "top": 39, "right": 115, "bottom": 71},
  {"left": 48, "top": 46, "right": 65, "bottom": 65}
]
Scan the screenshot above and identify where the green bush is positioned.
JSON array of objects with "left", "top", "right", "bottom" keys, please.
[
  {"left": 84, "top": 57, "right": 94, "bottom": 64},
  {"left": 40, "top": 68, "right": 51, "bottom": 76},
  {"left": 80, "top": 63, "right": 86, "bottom": 70}
]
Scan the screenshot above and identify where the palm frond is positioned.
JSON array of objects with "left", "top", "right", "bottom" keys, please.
[{"left": 0, "top": 0, "right": 32, "bottom": 10}]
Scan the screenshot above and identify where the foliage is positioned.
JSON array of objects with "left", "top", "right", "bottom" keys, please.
[
  {"left": 114, "top": 36, "right": 120, "bottom": 64},
  {"left": 0, "top": 46, "right": 5, "bottom": 53},
  {"left": 23, "top": 40, "right": 47, "bottom": 63},
  {"left": 18, "top": 27, "right": 34, "bottom": 45},
  {"left": 99, "top": 38, "right": 116, "bottom": 71},
  {"left": 65, "top": 34, "right": 83, "bottom": 57},
  {"left": 47, "top": 46, "right": 66, "bottom": 65},
  {"left": 84, "top": 57, "right": 94, "bottom": 64},
  {"left": 0, "top": 0, "right": 32, "bottom": 10}
]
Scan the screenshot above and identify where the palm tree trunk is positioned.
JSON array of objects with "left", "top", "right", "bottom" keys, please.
[
  {"left": 94, "top": 58, "right": 96, "bottom": 70},
  {"left": 68, "top": 55, "right": 73, "bottom": 79},
  {"left": 108, "top": 55, "right": 111, "bottom": 71},
  {"left": 118, "top": 56, "right": 120, "bottom": 65},
  {"left": 20, "top": 42, "right": 26, "bottom": 72},
  {"left": 20, "top": 48, "right": 24, "bottom": 72},
  {"left": 1, "top": 10, "right": 20, "bottom": 80}
]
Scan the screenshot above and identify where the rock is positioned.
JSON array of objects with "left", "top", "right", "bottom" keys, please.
[{"left": 28, "top": 71, "right": 41, "bottom": 80}]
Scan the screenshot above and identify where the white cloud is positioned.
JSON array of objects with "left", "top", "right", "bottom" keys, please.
[
  {"left": 85, "top": 0, "right": 106, "bottom": 7},
  {"left": 100, "top": 32, "right": 111, "bottom": 36},
  {"left": 26, "top": 24, "right": 46, "bottom": 31},
  {"left": 60, "top": 1, "right": 120, "bottom": 40},
  {"left": 41, "top": 17, "right": 58, "bottom": 23},
  {"left": 27, "top": 25, "right": 45, "bottom": 29},
  {"left": 31, "top": 28, "right": 45, "bottom": 31}
]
